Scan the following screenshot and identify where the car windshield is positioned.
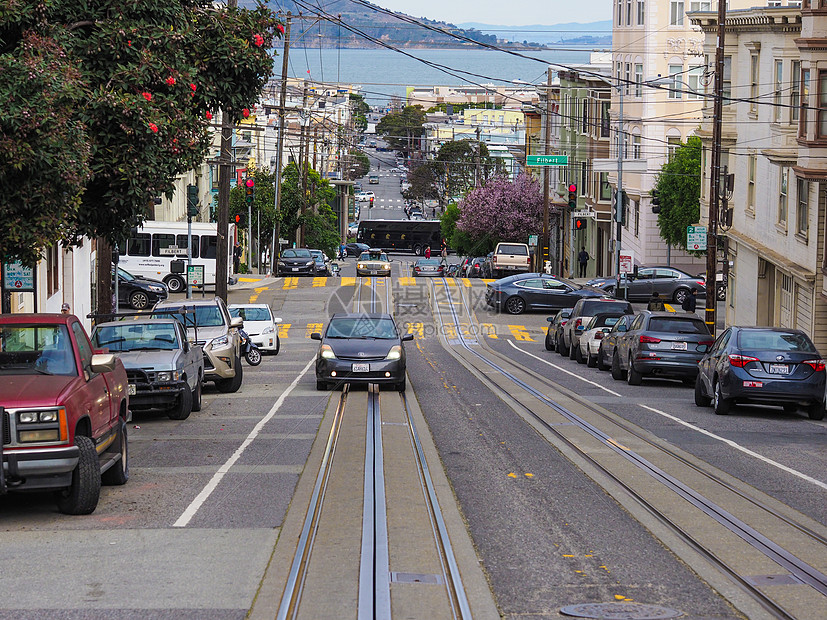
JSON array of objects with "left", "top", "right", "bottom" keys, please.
[
  {"left": 326, "top": 317, "right": 399, "bottom": 339},
  {"left": 498, "top": 244, "right": 529, "bottom": 255},
  {"left": 229, "top": 306, "right": 272, "bottom": 322},
  {"left": 360, "top": 252, "right": 388, "bottom": 261},
  {"left": 92, "top": 322, "right": 179, "bottom": 352},
  {"left": 157, "top": 305, "right": 225, "bottom": 328},
  {"left": 417, "top": 259, "right": 442, "bottom": 266},
  {"left": 118, "top": 267, "right": 136, "bottom": 281},
  {"left": 588, "top": 315, "right": 621, "bottom": 329},
  {"left": 581, "top": 301, "right": 630, "bottom": 315},
  {"left": 282, "top": 249, "right": 312, "bottom": 258},
  {"left": 648, "top": 317, "right": 708, "bottom": 334},
  {"left": 0, "top": 324, "right": 77, "bottom": 376},
  {"left": 737, "top": 330, "right": 816, "bottom": 352}
]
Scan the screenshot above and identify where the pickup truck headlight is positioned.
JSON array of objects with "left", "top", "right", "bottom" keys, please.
[
  {"left": 210, "top": 335, "right": 229, "bottom": 348},
  {"left": 157, "top": 370, "right": 181, "bottom": 382},
  {"left": 16, "top": 407, "right": 66, "bottom": 443},
  {"left": 18, "top": 410, "right": 59, "bottom": 423},
  {"left": 385, "top": 345, "right": 402, "bottom": 361}
]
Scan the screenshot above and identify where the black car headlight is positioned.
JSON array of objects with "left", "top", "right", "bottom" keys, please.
[
  {"left": 385, "top": 345, "right": 402, "bottom": 361},
  {"left": 320, "top": 344, "right": 336, "bottom": 359}
]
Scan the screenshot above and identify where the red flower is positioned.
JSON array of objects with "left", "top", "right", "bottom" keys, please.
[
  {"left": 277, "top": 24, "right": 285, "bottom": 35},
  {"left": 190, "top": 83, "right": 197, "bottom": 92},
  {"left": 127, "top": 40, "right": 132, "bottom": 46},
  {"left": 253, "top": 34, "right": 264, "bottom": 47},
  {"left": 242, "top": 108, "right": 250, "bottom": 118},
  {"left": 205, "top": 111, "right": 213, "bottom": 120},
  {"left": 149, "top": 123, "right": 158, "bottom": 133},
  {"left": 142, "top": 92, "right": 152, "bottom": 102},
  {"left": 166, "top": 76, "right": 176, "bottom": 86}
]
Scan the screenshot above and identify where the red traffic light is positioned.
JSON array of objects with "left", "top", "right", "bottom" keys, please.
[
  {"left": 568, "top": 184, "right": 577, "bottom": 193},
  {"left": 245, "top": 178, "right": 255, "bottom": 188}
]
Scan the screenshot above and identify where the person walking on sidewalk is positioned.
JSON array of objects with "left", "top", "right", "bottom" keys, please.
[
  {"left": 682, "top": 287, "right": 698, "bottom": 313},
  {"left": 424, "top": 246, "right": 431, "bottom": 259},
  {"left": 577, "top": 247, "right": 589, "bottom": 278}
]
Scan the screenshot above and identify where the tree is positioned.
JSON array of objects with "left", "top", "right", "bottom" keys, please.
[
  {"left": 350, "top": 93, "right": 369, "bottom": 133},
  {"left": 0, "top": 1, "right": 280, "bottom": 295},
  {"left": 404, "top": 162, "right": 439, "bottom": 203},
  {"left": 375, "top": 105, "right": 425, "bottom": 155},
  {"left": 456, "top": 174, "right": 543, "bottom": 249},
  {"left": 347, "top": 149, "right": 370, "bottom": 179},
  {"left": 431, "top": 139, "right": 504, "bottom": 207},
  {"left": 653, "top": 136, "right": 702, "bottom": 252},
  {"left": 230, "top": 165, "right": 277, "bottom": 261},
  {"left": 440, "top": 202, "right": 476, "bottom": 256},
  {"left": 278, "top": 162, "right": 337, "bottom": 256}
]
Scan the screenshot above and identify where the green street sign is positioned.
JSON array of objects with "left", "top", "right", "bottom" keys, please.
[{"left": 527, "top": 155, "right": 569, "bottom": 166}]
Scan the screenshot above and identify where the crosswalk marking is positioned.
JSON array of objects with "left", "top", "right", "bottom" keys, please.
[
  {"left": 278, "top": 324, "right": 291, "bottom": 338},
  {"left": 312, "top": 277, "right": 327, "bottom": 287},
  {"left": 508, "top": 325, "right": 534, "bottom": 341},
  {"left": 305, "top": 323, "right": 323, "bottom": 337},
  {"left": 340, "top": 276, "right": 356, "bottom": 286},
  {"left": 283, "top": 277, "right": 298, "bottom": 290}
]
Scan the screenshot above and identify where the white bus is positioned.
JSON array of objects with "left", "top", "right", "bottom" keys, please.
[{"left": 119, "top": 221, "right": 235, "bottom": 293}]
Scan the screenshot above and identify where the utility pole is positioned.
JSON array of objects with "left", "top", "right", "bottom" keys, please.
[
  {"left": 475, "top": 126, "right": 482, "bottom": 188},
  {"left": 272, "top": 13, "right": 291, "bottom": 268},
  {"left": 540, "top": 67, "right": 552, "bottom": 273},
  {"left": 298, "top": 84, "right": 309, "bottom": 246},
  {"left": 706, "top": 0, "right": 726, "bottom": 334},
  {"left": 615, "top": 79, "right": 624, "bottom": 281}
]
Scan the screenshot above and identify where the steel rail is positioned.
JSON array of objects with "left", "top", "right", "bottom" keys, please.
[{"left": 432, "top": 278, "right": 827, "bottom": 619}]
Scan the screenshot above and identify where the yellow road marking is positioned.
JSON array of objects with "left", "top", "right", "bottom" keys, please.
[
  {"left": 479, "top": 323, "right": 497, "bottom": 339},
  {"left": 508, "top": 325, "right": 534, "bottom": 342},
  {"left": 407, "top": 322, "right": 424, "bottom": 338},
  {"left": 312, "top": 277, "right": 327, "bottom": 287},
  {"left": 249, "top": 286, "right": 268, "bottom": 303},
  {"left": 607, "top": 438, "right": 630, "bottom": 451},
  {"left": 283, "top": 277, "right": 298, "bottom": 290},
  {"left": 443, "top": 323, "right": 457, "bottom": 339},
  {"left": 461, "top": 278, "right": 471, "bottom": 288},
  {"left": 278, "top": 324, "right": 291, "bottom": 338},
  {"left": 398, "top": 277, "right": 416, "bottom": 286},
  {"left": 305, "top": 323, "right": 323, "bottom": 337},
  {"left": 238, "top": 277, "right": 263, "bottom": 283},
  {"left": 340, "top": 276, "right": 356, "bottom": 286},
  {"left": 507, "top": 473, "right": 517, "bottom": 478}
]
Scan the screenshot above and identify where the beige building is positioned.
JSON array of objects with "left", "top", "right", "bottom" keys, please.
[{"left": 407, "top": 84, "right": 539, "bottom": 109}]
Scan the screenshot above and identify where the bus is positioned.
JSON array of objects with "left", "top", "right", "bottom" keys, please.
[
  {"left": 357, "top": 219, "right": 443, "bottom": 255},
  {"left": 119, "top": 221, "right": 235, "bottom": 293}
]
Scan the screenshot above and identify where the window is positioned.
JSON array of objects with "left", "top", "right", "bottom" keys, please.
[
  {"left": 747, "top": 154, "right": 756, "bottom": 213},
  {"left": 800, "top": 68, "right": 810, "bottom": 138},
  {"left": 819, "top": 70, "right": 827, "bottom": 137},
  {"left": 669, "top": 64, "right": 683, "bottom": 99},
  {"left": 176, "top": 234, "right": 199, "bottom": 258},
  {"left": 687, "top": 66, "right": 704, "bottom": 99},
  {"left": 723, "top": 56, "right": 732, "bottom": 103},
  {"left": 634, "top": 200, "right": 640, "bottom": 237},
  {"left": 582, "top": 99, "right": 589, "bottom": 133},
  {"left": 633, "top": 134, "right": 641, "bottom": 159},
  {"left": 601, "top": 101, "right": 611, "bottom": 138},
  {"left": 797, "top": 178, "right": 809, "bottom": 238},
  {"left": 667, "top": 136, "right": 681, "bottom": 161},
  {"left": 750, "top": 53, "right": 759, "bottom": 113},
  {"left": 618, "top": 0, "right": 623, "bottom": 25},
  {"left": 46, "top": 244, "right": 59, "bottom": 296},
  {"left": 127, "top": 233, "right": 151, "bottom": 257},
  {"left": 778, "top": 166, "right": 789, "bottom": 225},
  {"left": 774, "top": 61, "right": 783, "bottom": 122},
  {"left": 201, "top": 235, "right": 218, "bottom": 259},
  {"left": 791, "top": 61, "right": 801, "bottom": 123},
  {"left": 637, "top": 0, "right": 645, "bottom": 24},
  {"left": 580, "top": 161, "right": 587, "bottom": 193},
  {"left": 600, "top": 173, "right": 611, "bottom": 201},
  {"left": 151, "top": 233, "right": 176, "bottom": 257},
  {"left": 635, "top": 63, "right": 643, "bottom": 97},
  {"left": 626, "top": 0, "right": 632, "bottom": 24},
  {"left": 670, "top": 0, "right": 684, "bottom": 25},
  {"left": 689, "top": 0, "right": 710, "bottom": 9},
  {"left": 625, "top": 63, "right": 631, "bottom": 96}
]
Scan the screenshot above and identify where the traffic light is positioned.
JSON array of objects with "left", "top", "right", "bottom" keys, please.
[
  {"left": 567, "top": 184, "right": 577, "bottom": 210},
  {"left": 574, "top": 217, "right": 587, "bottom": 231},
  {"left": 234, "top": 213, "right": 245, "bottom": 228},
  {"left": 244, "top": 178, "right": 255, "bottom": 206},
  {"left": 186, "top": 184, "right": 199, "bottom": 218},
  {"left": 651, "top": 190, "right": 660, "bottom": 214},
  {"left": 369, "top": 196, "right": 374, "bottom": 208}
]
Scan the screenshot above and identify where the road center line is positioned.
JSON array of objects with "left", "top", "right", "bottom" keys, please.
[
  {"left": 173, "top": 356, "right": 316, "bottom": 527},
  {"left": 639, "top": 405, "right": 827, "bottom": 491},
  {"left": 507, "top": 340, "right": 623, "bottom": 397}
]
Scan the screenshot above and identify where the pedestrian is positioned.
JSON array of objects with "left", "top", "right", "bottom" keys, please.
[
  {"left": 577, "top": 246, "right": 589, "bottom": 278},
  {"left": 339, "top": 242, "right": 346, "bottom": 260},
  {"left": 441, "top": 238, "right": 448, "bottom": 260},
  {"left": 682, "top": 287, "right": 698, "bottom": 313},
  {"left": 431, "top": 207, "right": 436, "bottom": 218},
  {"left": 647, "top": 292, "right": 665, "bottom": 312},
  {"left": 60, "top": 302, "right": 70, "bottom": 315},
  {"left": 425, "top": 246, "right": 431, "bottom": 259},
  {"left": 233, "top": 241, "right": 242, "bottom": 273}
]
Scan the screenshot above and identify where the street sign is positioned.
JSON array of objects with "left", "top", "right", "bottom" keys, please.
[
  {"left": 572, "top": 210, "right": 596, "bottom": 219},
  {"left": 187, "top": 265, "right": 204, "bottom": 287},
  {"left": 527, "top": 155, "right": 569, "bottom": 166},
  {"left": 2, "top": 261, "right": 34, "bottom": 292},
  {"left": 159, "top": 246, "right": 182, "bottom": 256},
  {"left": 687, "top": 225, "right": 707, "bottom": 251},
  {"left": 528, "top": 234, "right": 538, "bottom": 246}
]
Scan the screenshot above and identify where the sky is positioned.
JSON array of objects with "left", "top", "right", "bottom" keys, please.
[{"left": 373, "top": 0, "right": 612, "bottom": 27}]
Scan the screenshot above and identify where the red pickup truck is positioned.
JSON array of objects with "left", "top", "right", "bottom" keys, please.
[{"left": 0, "top": 313, "right": 130, "bottom": 514}]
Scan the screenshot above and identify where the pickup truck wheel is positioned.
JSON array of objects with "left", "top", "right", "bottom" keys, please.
[
  {"left": 191, "top": 377, "right": 202, "bottom": 412},
  {"left": 129, "top": 290, "right": 150, "bottom": 310},
  {"left": 56, "top": 435, "right": 100, "bottom": 515},
  {"left": 168, "top": 384, "right": 192, "bottom": 420},
  {"left": 216, "top": 357, "right": 243, "bottom": 393},
  {"left": 102, "top": 420, "right": 129, "bottom": 486}
]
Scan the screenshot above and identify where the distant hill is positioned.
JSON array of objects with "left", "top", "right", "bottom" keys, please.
[
  {"left": 456, "top": 21, "right": 612, "bottom": 47},
  {"left": 250, "top": 0, "right": 550, "bottom": 49}
]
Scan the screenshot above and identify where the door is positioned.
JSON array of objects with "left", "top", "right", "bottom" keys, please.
[
  {"left": 516, "top": 278, "right": 546, "bottom": 309},
  {"left": 71, "top": 322, "right": 115, "bottom": 435},
  {"left": 628, "top": 268, "right": 656, "bottom": 300}
]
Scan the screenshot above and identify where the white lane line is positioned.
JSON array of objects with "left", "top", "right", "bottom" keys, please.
[
  {"left": 640, "top": 405, "right": 827, "bottom": 491},
  {"left": 173, "top": 356, "right": 316, "bottom": 527},
  {"left": 507, "top": 340, "right": 623, "bottom": 397}
]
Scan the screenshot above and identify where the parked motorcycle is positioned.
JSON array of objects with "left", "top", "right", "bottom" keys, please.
[{"left": 239, "top": 329, "right": 261, "bottom": 366}]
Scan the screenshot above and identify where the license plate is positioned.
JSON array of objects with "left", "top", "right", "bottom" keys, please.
[
  {"left": 292, "top": 267, "right": 298, "bottom": 271},
  {"left": 370, "top": 270, "right": 377, "bottom": 275},
  {"left": 352, "top": 363, "right": 369, "bottom": 372},
  {"left": 128, "top": 384, "right": 137, "bottom": 396},
  {"left": 769, "top": 364, "right": 789, "bottom": 374},
  {"left": 671, "top": 341, "right": 687, "bottom": 350}
]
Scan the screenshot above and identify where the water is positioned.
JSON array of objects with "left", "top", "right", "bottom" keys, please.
[{"left": 282, "top": 47, "right": 595, "bottom": 104}]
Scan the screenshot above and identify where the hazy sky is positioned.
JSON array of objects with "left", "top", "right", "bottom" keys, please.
[{"left": 374, "top": 1, "right": 612, "bottom": 26}]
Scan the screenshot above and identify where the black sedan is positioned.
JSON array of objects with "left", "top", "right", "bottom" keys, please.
[
  {"left": 465, "top": 257, "right": 486, "bottom": 278},
  {"left": 485, "top": 273, "right": 606, "bottom": 315},
  {"left": 609, "top": 311, "right": 714, "bottom": 385},
  {"left": 587, "top": 266, "right": 707, "bottom": 305},
  {"left": 344, "top": 242, "right": 370, "bottom": 257},
  {"left": 277, "top": 248, "right": 315, "bottom": 276},
  {"left": 695, "top": 326, "right": 825, "bottom": 419},
  {"left": 413, "top": 258, "right": 445, "bottom": 277},
  {"left": 545, "top": 308, "right": 572, "bottom": 351},
  {"left": 116, "top": 267, "right": 168, "bottom": 310},
  {"left": 310, "top": 313, "right": 413, "bottom": 391},
  {"left": 597, "top": 314, "right": 635, "bottom": 371}
]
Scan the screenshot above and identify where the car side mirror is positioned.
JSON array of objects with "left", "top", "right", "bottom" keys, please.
[
  {"left": 310, "top": 332, "right": 322, "bottom": 341},
  {"left": 230, "top": 316, "right": 243, "bottom": 329},
  {"left": 273, "top": 317, "right": 283, "bottom": 323},
  {"left": 546, "top": 316, "right": 555, "bottom": 322},
  {"left": 401, "top": 333, "right": 414, "bottom": 342},
  {"left": 90, "top": 353, "right": 116, "bottom": 374},
  {"left": 618, "top": 325, "right": 628, "bottom": 332},
  {"left": 183, "top": 340, "right": 189, "bottom": 352}
]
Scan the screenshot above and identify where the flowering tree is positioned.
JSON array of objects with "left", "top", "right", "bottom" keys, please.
[
  {"left": 455, "top": 174, "right": 543, "bottom": 250},
  {"left": 0, "top": 1, "right": 280, "bottom": 272}
]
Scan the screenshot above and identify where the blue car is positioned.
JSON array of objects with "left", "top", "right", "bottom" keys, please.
[{"left": 694, "top": 326, "right": 825, "bottom": 419}]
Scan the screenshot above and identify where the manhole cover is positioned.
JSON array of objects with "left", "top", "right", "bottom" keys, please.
[{"left": 560, "top": 602, "right": 683, "bottom": 620}]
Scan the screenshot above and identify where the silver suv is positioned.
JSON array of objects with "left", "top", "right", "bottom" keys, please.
[{"left": 153, "top": 297, "right": 244, "bottom": 393}]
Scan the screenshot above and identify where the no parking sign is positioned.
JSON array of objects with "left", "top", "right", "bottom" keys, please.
[{"left": 687, "top": 225, "right": 707, "bottom": 251}]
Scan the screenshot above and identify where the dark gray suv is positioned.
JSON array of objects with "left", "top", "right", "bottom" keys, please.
[{"left": 560, "top": 297, "right": 634, "bottom": 362}]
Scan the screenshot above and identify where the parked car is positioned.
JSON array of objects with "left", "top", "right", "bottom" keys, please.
[
  {"left": 228, "top": 303, "right": 281, "bottom": 355},
  {"left": 276, "top": 248, "right": 315, "bottom": 276},
  {"left": 465, "top": 257, "right": 486, "bottom": 278},
  {"left": 597, "top": 314, "right": 635, "bottom": 371},
  {"left": 487, "top": 242, "right": 532, "bottom": 279},
  {"left": 309, "top": 249, "right": 331, "bottom": 276},
  {"left": 344, "top": 242, "right": 370, "bottom": 257},
  {"left": 357, "top": 249, "right": 392, "bottom": 277},
  {"left": 485, "top": 273, "right": 606, "bottom": 315},
  {"left": 609, "top": 311, "right": 714, "bottom": 385},
  {"left": 153, "top": 297, "right": 243, "bottom": 393},
  {"left": 91, "top": 317, "right": 204, "bottom": 420},
  {"left": 694, "top": 326, "right": 825, "bottom": 418},
  {"left": 413, "top": 258, "right": 445, "bottom": 277},
  {"left": 355, "top": 191, "right": 375, "bottom": 201},
  {"left": 310, "top": 312, "right": 414, "bottom": 391},
  {"left": 545, "top": 309, "right": 572, "bottom": 351},
  {"left": 116, "top": 266, "right": 168, "bottom": 310},
  {"left": 560, "top": 297, "right": 635, "bottom": 360},
  {"left": 577, "top": 313, "right": 627, "bottom": 367},
  {"left": 587, "top": 266, "right": 707, "bottom": 305},
  {"left": 0, "top": 313, "right": 129, "bottom": 514}
]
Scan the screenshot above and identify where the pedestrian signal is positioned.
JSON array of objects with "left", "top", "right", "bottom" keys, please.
[
  {"left": 568, "top": 184, "right": 577, "bottom": 210},
  {"left": 574, "top": 217, "right": 587, "bottom": 231},
  {"left": 234, "top": 213, "right": 245, "bottom": 228}
]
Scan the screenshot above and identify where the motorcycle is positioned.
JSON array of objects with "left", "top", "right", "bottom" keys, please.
[{"left": 239, "top": 329, "right": 261, "bottom": 366}]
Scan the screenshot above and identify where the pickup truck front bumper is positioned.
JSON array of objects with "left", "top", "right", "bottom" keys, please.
[
  {"left": 126, "top": 375, "right": 190, "bottom": 411},
  {"left": 1, "top": 444, "right": 78, "bottom": 493}
]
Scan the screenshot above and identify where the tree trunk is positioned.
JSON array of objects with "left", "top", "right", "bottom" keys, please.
[{"left": 96, "top": 237, "right": 112, "bottom": 316}]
